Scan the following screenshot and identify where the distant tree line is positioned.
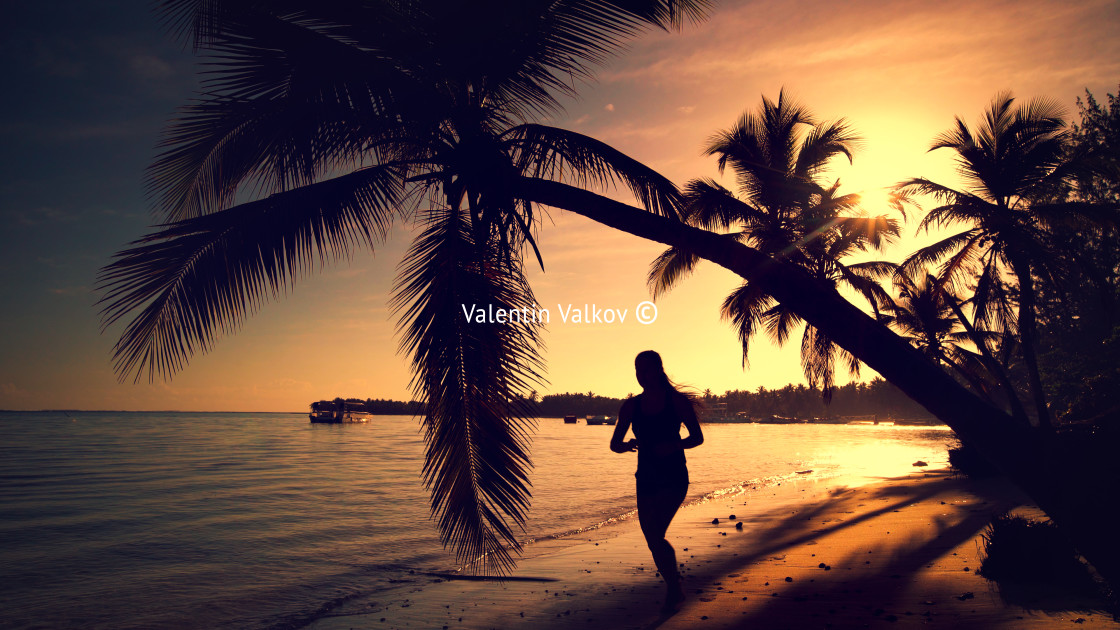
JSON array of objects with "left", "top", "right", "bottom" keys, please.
[
  {"left": 321, "top": 377, "right": 931, "bottom": 420},
  {"left": 533, "top": 392, "right": 624, "bottom": 417},
  {"left": 715, "top": 378, "right": 932, "bottom": 420},
  {"left": 533, "top": 377, "right": 930, "bottom": 419},
  {"left": 310, "top": 397, "right": 426, "bottom": 415}
]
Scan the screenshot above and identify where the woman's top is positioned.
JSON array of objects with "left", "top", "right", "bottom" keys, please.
[{"left": 631, "top": 391, "right": 689, "bottom": 487}]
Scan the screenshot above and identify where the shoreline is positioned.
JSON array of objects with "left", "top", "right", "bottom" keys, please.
[{"left": 305, "top": 469, "right": 1117, "bottom": 629}]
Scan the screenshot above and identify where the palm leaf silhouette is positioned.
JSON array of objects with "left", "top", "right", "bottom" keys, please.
[
  {"left": 651, "top": 92, "right": 896, "bottom": 399},
  {"left": 100, "top": 0, "right": 711, "bottom": 574}
]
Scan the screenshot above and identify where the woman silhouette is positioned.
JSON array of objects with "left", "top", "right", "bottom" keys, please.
[{"left": 610, "top": 350, "right": 704, "bottom": 613}]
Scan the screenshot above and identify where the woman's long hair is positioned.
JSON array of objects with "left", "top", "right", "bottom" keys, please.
[{"left": 635, "top": 350, "right": 703, "bottom": 416}]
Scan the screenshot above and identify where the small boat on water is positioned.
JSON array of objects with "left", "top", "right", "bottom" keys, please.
[
  {"left": 807, "top": 416, "right": 849, "bottom": 424},
  {"left": 893, "top": 417, "right": 944, "bottom": 426},
  {"left": 585, "top": 415, "right": 616, "bottom": 426},
  {"left": 699, "top": 402, "right": 748, "bottom": 423},
  {"left": 309, "top": 402, "right": 373, "bottom": 423},
  {"left": 757, "top": 415, "right": 807, "bottom": 424},
  {"left": 563, "top": 415, "right": 578, "bottom": 424},
  {"left": 310, "top": 409, "right": 373, "bottom": 423}
]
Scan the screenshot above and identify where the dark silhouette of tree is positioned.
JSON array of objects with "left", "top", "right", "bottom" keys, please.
[
  {"left": 1034, "top": 86, "right": 1120, "bottom": 423},
  {"left": 880, "top": 271, "right": 983, "bottom": 379},
  {"left": 1068, "top": 85, "right": 1120, "bottom": 205},
  {"left": 98, "top": 0, "right": 711, "bottom": 574},
  {"left": 896, "top": 92, "right": 1102, "bottom": 429},
  {"left": 647, "top": 92, "right": 898, "bottom": 400},
  {"left": 879, "top": 269, "right": 1029, "bottom": 425}
]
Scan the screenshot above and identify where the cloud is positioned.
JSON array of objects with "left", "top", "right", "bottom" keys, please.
[
  {"left": 572, "top": 114, "right": 591, "bottom": 125},
  {"left": 1, "top": 382, "right": 31, "bottom": 402},
  {"left": 7, "top": 206, "right": 80, "bottom": 227},
  {"left": 129, "top": 54, "right": 174, "bottom": 80},
  {"left": 677, "top": 105, "right": 696, "bottom": 114},
  {"left": 47, "top": 286, "right": 91, "bottom": 297},
  {"left": 604, "top": 103, "right": 615, "bottom": 112}
]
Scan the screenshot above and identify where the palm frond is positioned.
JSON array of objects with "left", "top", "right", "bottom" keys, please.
[
  {"left": 391, "top": 203, "right": 545, "bottom": 575},
  {"left": 810, "top": 188, "right": 862, "bottom": 218},
  {"left": 837, "top": 263, "right": 893, "bottom": 314},
  {"left": 719, "top": 282, "right": 775, "bottom": 367},
  {"left": 846, "top": 260, "right": 898, "bottom": 280},
  {"left": 971, "top": 252, "right": 1017, "bottom": 335},
  {"left": 507, "top": 123, "right": 683, "bottom": 218},
  {"left": 160, "top": 1, "right": 712, "bottom": 117},
  {"left": 761, "top": 303, "right": 802, "bottom": 347},
  {"left": 98, "top": 164, "right": 402, "bottom": 382},
  {"left": 794, "top": 119, "right": 860, "bottom": 178},
  {"left": 898, "top": 228, "right": 981, "bottom": 282},
  {"left": 896, "top": 177, "right": 985, "bottom": 221},
  {"left": 830, "top": 215, "right": 901, "bottom": 252},
  {"left": 149, "top": 4, "right": 442, "bottom": 221},
  {"left": 800, "top": 324, "right": 838, "bottom": 401},
  {"left": 647, "top": 246, "right": 700, "bottom": 299},
  {"left": 934, "top": 232, "right": 989, "bottom": 296},
  {"left": 705, "top": 90, "right": 814, "bottom": 208},
  {"left": 682, "top": 178, "right": 764, "bottom": 230}
]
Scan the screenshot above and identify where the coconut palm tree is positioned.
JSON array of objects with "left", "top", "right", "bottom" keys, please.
[
  {"left": 896, "top": 92, "right": 1106, "bottom": 429},
  {"left": 881, "top": 270, "right": 971, "bottom": 363},
  {"left": 647, "top": 92, "right": 899, "bottom": 399},
  {"left": 879, "top": 269, "right": 1030, "bottom": 423},
  {"left": 98, "top": 0, "right": 710, "bottom": 574}
]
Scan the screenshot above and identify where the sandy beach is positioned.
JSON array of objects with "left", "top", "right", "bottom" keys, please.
[{"left": 306, "top": 469, "right": 1117, "bottom": 629}]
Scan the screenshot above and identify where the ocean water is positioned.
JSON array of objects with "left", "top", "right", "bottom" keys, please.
[{"left": 0, "top": 412, "right": 955, "bottom": 629}]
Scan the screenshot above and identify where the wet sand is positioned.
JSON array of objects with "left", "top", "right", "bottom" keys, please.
[{"left": 307, "top": 470, "right": 1117, "bottom": 629}]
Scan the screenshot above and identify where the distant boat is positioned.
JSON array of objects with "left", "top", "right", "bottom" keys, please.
[
  {"left": 309, "top": 402, "right": 372, "bottom": 423},
  {"left": 585, "top": 415, "right": 616, "bottom": 425},
  {"left": 757, "top": 415, "right": 807, "bottom": 424},
  {"left": 563, "top": 415, "right": 578, "bottom": 424},
  {"left": 807, "top": 416, "right": 849, "bottom": 424},
  {"left": 699, "top": 402, "right": 746, "bottom": 423},
  {"left": 893, "top": 417, "right": 944, "bottom": 426}
]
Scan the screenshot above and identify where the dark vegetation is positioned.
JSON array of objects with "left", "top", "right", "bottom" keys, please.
[
  {"left": 947, "top": 442, "right": 999, "bottom": 478},
  {"left": 979, "top": 514, "right": 1103, "bottom": 603},
  {"left": 537, "top": 378, "right": 930, "bottom": 418},
  {"left": 319, "top": 377, "right": 932, "bottom": 419}
]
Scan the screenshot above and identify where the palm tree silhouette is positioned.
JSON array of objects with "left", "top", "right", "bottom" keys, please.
[
  {"left": 98, "top": 0, "right": 710, "bottom": 574},
  {"left": 95, "top": 2, "right": 1120, "bottom": 587},
  {"left": 896, "top": 92, "right": 1099, "bottom": 429},
  {"left": 879, "top": 269, "right": 1023, "bottom": 414},
  {"left": 648, "top": 92, "right": 899, "bottom": 399}
]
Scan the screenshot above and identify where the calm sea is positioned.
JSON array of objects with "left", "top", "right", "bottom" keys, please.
[{"left": 0, "top": 412, "right": 954, "bottom": 629}]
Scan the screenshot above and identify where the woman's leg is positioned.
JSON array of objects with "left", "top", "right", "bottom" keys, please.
[{"left": 637, "top": 479, "right": 688, "bottom": 606}]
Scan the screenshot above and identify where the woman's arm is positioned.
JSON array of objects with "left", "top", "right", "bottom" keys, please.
[
  {"left": 677, "top": 395, "right": 704, "bottom": 450},
  {"left": 610, "top": 399, "right": 638, "bottom": 453}
]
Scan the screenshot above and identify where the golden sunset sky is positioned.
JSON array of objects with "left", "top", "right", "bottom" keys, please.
[{"left": 1, "top": 0, "right": 1117, "bottom": 411}]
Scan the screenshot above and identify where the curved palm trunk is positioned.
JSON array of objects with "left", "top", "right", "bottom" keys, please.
[
  {"left": 519, "top": 177, "right": 1020, "bottom": 438},
  {"left": 517, "top": 176, "right": 1119, "bottom": 587}
]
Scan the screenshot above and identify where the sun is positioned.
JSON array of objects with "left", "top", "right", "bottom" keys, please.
[{"left": 853, "top": 185, "right": 898, "bottom": 215}]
